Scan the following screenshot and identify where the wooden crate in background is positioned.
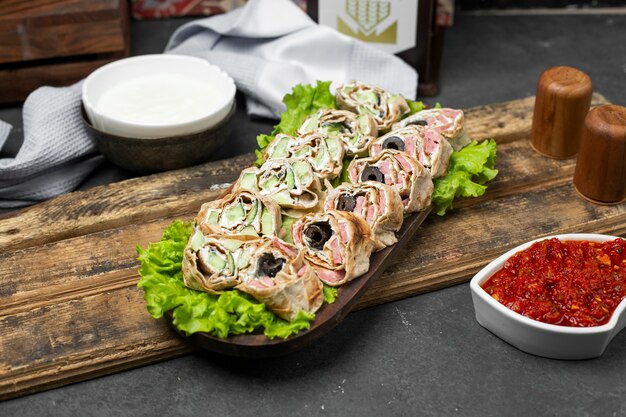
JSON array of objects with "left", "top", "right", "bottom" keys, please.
[{"left": 0, "top": 0, "right": 130, "bottom": 104}]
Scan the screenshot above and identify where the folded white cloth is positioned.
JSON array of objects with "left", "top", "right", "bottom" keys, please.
[
  {"left": 166, "top": 0, "right": 418, "bottom": 118},
  {"left": 0, "top": 0, "right": 417, "bottom": 208}
]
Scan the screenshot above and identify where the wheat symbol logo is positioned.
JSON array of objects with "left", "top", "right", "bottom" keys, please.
[{"left": 339, "top": 0, "right": 397, "bottom": 44}]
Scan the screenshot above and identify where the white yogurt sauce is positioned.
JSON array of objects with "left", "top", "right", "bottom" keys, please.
[{"left": 95, "top": 74, "right": 221, "bottom": 126}]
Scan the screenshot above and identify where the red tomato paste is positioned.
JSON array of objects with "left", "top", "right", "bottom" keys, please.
[{"left": 481, "top": 238, "right": 626, "bottom": 327}]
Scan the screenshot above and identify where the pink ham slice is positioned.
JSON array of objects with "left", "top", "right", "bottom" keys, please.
[{"left": 314, "top": 266, "right": 347, "bottom": 285}]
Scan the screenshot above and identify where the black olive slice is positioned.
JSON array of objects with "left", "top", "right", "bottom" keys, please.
[
  {"left": 360, "top": 165, "right": 385, "bottom": 183},
  {"left": 257, "top": 253, "right": 285, "bottom": 278},
  {"left": 382, "top": 136, "right": 405, "bottom": 151},
  {"left": 336, "top": 193, "right": 356, "bottom": 212},
  {"left": 410, "top": 119, "right": 427, "bottom": 126},
  {"left": 304, "top": 221, "right": 333, "bottom": 250}
]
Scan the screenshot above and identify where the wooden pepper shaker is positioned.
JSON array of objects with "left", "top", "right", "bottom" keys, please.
[
  {"left": 530, "top": 66, "right": 593, "bottom": 158},
  {"left": 573, "top": 105, "right": 626, "bottom": 204}
]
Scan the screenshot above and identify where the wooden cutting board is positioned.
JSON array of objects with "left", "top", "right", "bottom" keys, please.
[{"left": 1, "top": 94, "right": 624, "bottom": 400}]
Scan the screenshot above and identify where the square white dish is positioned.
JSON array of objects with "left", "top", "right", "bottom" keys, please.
[{"left": 470, "top": 233, "right": 626, "bottom": 360}]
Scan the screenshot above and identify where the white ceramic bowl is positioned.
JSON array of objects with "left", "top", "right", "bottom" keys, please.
[
  {"left": 470, "top": 233, "right": 626, "bottom": 360},
  {"left": 82, "top": 54, "right": 236, "bottom": 139}
]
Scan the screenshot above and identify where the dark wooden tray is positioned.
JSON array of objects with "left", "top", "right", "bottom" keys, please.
[{"left": 172, "top": 208, "right": 432, "bottom": 357}]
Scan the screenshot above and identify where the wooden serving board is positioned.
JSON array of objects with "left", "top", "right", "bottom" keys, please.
[{"left": 1, "top": 94, "right": 624, "bottom": 400}]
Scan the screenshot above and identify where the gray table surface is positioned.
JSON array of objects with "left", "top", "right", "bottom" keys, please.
[{"left": 1, "top": 12, "right": 626, "bottom": 417}]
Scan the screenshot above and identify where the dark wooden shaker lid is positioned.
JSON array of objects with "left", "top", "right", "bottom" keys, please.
[
  {"left": 573, "top": 105, "right": 626, "bottom": 204},
  {"left": 530, "top": 66, "right": 593, "bottom": 159}
]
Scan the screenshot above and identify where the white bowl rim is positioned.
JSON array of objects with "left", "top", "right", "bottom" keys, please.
[
  {"left": 470, "top": 233, "right": 626, "bottom": 335},
  {"left": 81, "top": 54, "right": 236, "bottom": 131}
]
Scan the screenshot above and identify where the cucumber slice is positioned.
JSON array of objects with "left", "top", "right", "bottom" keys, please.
[
  {"left": 262, "top": 174, "right": 280, "bottom": 190},
  {"left": 222, "top": 204, "right": 245, "bottom": 228},
  {"left": 240, "top": 225, "right": 258, "bottom": 236},
  {"left": 292, "top": 161, "right": 312, "bottom": 185},
  {"left": 203, "top": 250, "right": 226, "bottom": 272},
  {"left": 261, "top": 208, "right": 274, "bottom": 236},
  {"left": 239, "top": 172, "right": 258, "bottom": 190},
  {"left": 325, "top": 137, "right": 340, "bottom": 156},
  {"left": 237, "top": 246, "right": 252, "bottom": 269},
  {"left": 272, "top": 190, "right": 293, "bottom": 205},
  {"left": 300, "top": 112, "right": 320, "bottom": 133},
  {"left": 244, "top": 198, "right": 259, "bottom": 225},
  {"left": 313, "top": 147, "right": 327, "bottom": 168},
  {"left": 190, "top": 229, "right": 205, "bottom": 251},
  {"left": 205, "top": 209, "right": 219, "bottom": 225},
  {"left": 320, "top": 122, "right": 347, "bottom": 135},
  {"left": 357, "top": 115, "right": 371, "bottom": 132},
  {"left": 285, "top": 168, "right": 295, "bottom": 189},
  {"left": 355, "top": 90, "right": 378, "bottom": 105},
  {"left": 221, "top": 238, "right": 245, "bottom": 252},
  {"left": 267, "top": 136, "right": 291, "bottom": 159},
  {"left": 226, "top": 252, "right": 236, "bottom": 275}
]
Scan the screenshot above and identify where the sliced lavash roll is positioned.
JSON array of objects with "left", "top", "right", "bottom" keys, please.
[
  {"left": 236, "top": 237, "right": 323, "bottom": 321},
  {"left": 182, "top": 232, "right": 253, "bottom": 294},
  {"left": 369, "top": 125, "right": 453, "bottom": 178},
  {"left": 393, "top": 108, "right": 470, "bottom": 151},
  {"left": 347, "top": 150, "right": 433, "bottom": 213},
  {"left": 336, "top": 81, "right": 410, "bottom": 133},
  {"left": 263, "top": 132, "right": 345, "bottom": 181},
  {"left": 232, "top": 158, "right": 323, "bottom": 215},
  {"left": 291, "top": 209, "right": 376, "bottom": 286},
  {"left": 296, "top": 108, "right": 378, "bottom": 157},
  {"left": 324, "top": 182, "right": 403, "bottom": 251},
  {"left": 182, "top": 231, "right": 323, "bottom": 321},
  {"left": 196, "top": 190, "right": 281, "bottom": 238}
]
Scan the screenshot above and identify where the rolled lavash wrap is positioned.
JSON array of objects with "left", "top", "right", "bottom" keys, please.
[
  {"left": 236, "top": 237, "right": 323, "bottom": 321},
  {"left": 336, "top": 81, "right": 410, "bottom": 133},
  {"left": 369, "top": 126, "right": 453, "bottom": 178},
  {"left": 393, "top": 108, "right": 471, "bottom": 151},
  {"left": 348, "top": 150, "right": 433, "bottom": 213},
  {"left": 263, "top": 132, "right": 345, "bottom": 181},
  {"left": 233, "top": 158, "right": 323, "bottom": 215},
  {"left": 325, "top": 182, "right": 403, "bottom": 251},
  {"left": 182, "top": 232, "right": 252, "bottom": 294},
  {"left": 182, "top": 231, "right": 323, "bottom": 321},
  {"left": 296, "top": 108, "right": 378, "bottom": 157},
  {"left": 196, "top": 190, "right": 282, "bottom": 238},
  {"left": 292, "top": 209, "right": 375, "bottom": 286}
]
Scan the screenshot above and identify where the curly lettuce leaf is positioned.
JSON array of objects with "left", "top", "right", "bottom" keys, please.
[
  {"left": 432, "top": 139, "right": 498, "bottom": 215},
  {"left": 137, "top": 220, "right": 315, "bottom": 339},
  {"left": 255, "top": 80, "right": 337, "bottom": 166},
  {"left": 323, "top": 284, "right": 338, "bottom": 304},
  {"left": 406, "top": 99, "right": 426, "bottom": 116}
]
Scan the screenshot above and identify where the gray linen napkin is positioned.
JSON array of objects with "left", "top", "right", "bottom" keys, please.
[{"left": 0, "top": 0, "right": 417, "bottom": 208}]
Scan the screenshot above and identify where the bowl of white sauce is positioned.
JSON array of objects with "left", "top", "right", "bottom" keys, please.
[{"left": 81, "top": 54, "right": 236, "bottom": 173}]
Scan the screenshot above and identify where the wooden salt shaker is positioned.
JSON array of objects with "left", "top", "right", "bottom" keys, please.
[
  {"left": 573, "top": 105, "right": 626, "bottom": 204},
  {"left": 530, "top": 66, "right": 593, "bottom": 158}
]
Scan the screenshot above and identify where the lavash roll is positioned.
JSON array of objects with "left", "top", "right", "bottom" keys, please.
[
  {"left": 196, "top": 190, "right": 281, "bottom": 238},
  {"left": 393, "top": 108, "right": 470, "bottom": 151},
  {"left": 370, "top": 125, "right": 453, "bottom": 178},
  {"left": 347, "top": 150, "right": 433, "bottom": 213},
  {"left": 296, "top": 108, "right": 378, "bottom": 157},
  {"left": 291, "top": 209, "right": 375, "bottom": 286},
  {"left": 263, "top": 132, "right": 345, "bottom": 181},
  {"left": 325, "top": 181, "right": 404, "bottom": 251},
  {"left": 336, "top": 81, "right": 410, "bottom": 133}
]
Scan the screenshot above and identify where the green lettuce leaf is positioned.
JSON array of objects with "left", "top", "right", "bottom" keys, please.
[
  {"left": 255, "top": 81, "right": 337, "bottom": 166},
  {"left": 323, "top": 284, "right": 338, "bottom": 304},
  {"left": 432, "top": 139, "right": 498, "bottom": 215},
  {"left": 137, "top": 220, "right": 315, "bottom": 339},
  {"left": 406, "top": 99, "right": 426, "bottom": 115}
]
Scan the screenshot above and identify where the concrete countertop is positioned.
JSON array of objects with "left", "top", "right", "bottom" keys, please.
[{"left": 1, "top": 11, "right": 625, "bottom": 417}]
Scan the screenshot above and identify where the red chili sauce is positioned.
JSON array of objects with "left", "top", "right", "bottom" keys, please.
[{"left": 481, "top": 238, "right": 626, "bottom": 327}]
